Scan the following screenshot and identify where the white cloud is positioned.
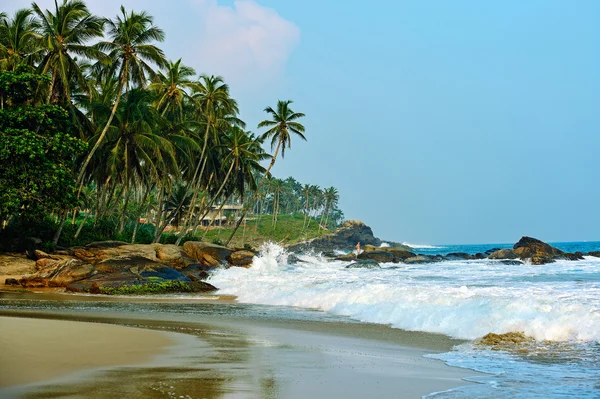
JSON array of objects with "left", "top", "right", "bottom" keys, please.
[{"left": 190, "top": 0, "right": 301, "bottom": 88}]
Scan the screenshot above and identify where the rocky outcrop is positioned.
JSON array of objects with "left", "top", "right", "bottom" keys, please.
[
  {"left": 488, "top": 249, "right": 518, "bottom": 260},
  {"left": 183, "top": 241, "right": 233, "bottom": 267},
  {"left": 345, "top": 259, "right": 380, "bottom": 269},
  {"left": 288, "top": 220, "right": 381, "bottom": 253},
  {"left": 228, "top": 250, "right": 255, "bottom": 267},
  {"left": 358, "top": 250, "right": 394, "bottom": 263}
]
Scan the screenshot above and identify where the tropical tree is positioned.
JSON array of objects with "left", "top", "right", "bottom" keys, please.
[
  {"left": 32, "top": 0, "right": 105, "bottom": 104},
  {"left": 148, "top": 58, "right": 199, "bottom": 120},
  {"left": 0, "top": 9, "right": 41, "bottom": 72},
  {"left": 227, "top": 100, "right": 305, "bottom": 244},
  {"left": 77, "top": 5, "right": 167, "bottom": 188}
]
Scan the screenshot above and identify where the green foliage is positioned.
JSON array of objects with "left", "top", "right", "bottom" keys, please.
[
  {"left": 0, "top": 68, "right": 86, "bottom": 222},
  {"left": 98, "top": 280, "right": 193, "bottom": 295}
]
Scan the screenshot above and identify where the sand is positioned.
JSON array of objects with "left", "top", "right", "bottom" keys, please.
[{"left": 0, "top": 303, "right": 480, "bottom": 399}]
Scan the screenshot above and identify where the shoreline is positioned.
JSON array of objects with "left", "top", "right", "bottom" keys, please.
[{"left": 0, "top": 294, "right": 482, "bottom": 399}]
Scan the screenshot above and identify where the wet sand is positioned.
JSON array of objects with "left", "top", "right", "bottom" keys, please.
[{"left": 0, "top": 295, "right": 481, "bottom": 398}]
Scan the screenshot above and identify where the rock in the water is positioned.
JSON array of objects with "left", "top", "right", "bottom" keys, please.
[
  {"left": 358, "top": 250, "right": 394, "bottom": 263},
  {"left": 180, "top": 263, "right": 216, "bottom": 281},
  {"left": 488, "top": 249, "right": 518, "bottom": 260},
  {"left": 384, "top": 248, "right": 416, "bottom": 261},
  {"left": 403, "top": 255, "right": 435, "bottom": 264},
  {"left": 183, "top": 241, "right": 232, "bottom": 267},
  {"left": 229, "top": 250, "right": 255, "bottom": 267},
  {"left": 334, "top": 253, "right": 356, "bottom": 262},
  {"left": 498, "top": 260, "right": 523, "bottom": 265},
  {"left": 513, "top": 237, "right": 563, "bottom": 264},
  {"left": 445, "top": 252, "right": 472, "bottom": 260},
  {"left": 345, "top": 259, "right": 381, "bottom": 269},
  {"left": 287, "top": 220, "right": 381, "bottom": 253},
  {"left": 588, "top": 251, "right": 600, "bottom": 258},
  {"left": 559, "top": 252, "right": 585, "bottom": 261}
]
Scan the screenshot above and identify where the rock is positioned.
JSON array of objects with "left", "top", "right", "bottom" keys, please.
[
  {"left": 484, "top": 248, "right": 502, "bottom": 256},
  {"left": 70, "top": 244, "right": 159, "bottom": 265},
  {"left": 85, "top": 241, "right": 129, "bottom": 249},
  {"left": 559, "top": 252, "right": 585, "bottom": 261},
  {"left": 34, "top": 250, "right": 54, "bottom": 260},
  {"left": 403, "top": 255, "right": 436, "bottom": 264},
  {"left": 183, "top": 241, "right": 233, "bottom": 267},
  {"left": 362, "top": 244, "right": 380, "bottom": 252},
  {"left": 95, "top": 256, "right": 161, "bottom": 274},
  {"left": 154, "top": 244, "right": 196, "bottom": 269},
  {"left": 36, "top": 257, "right": 59, "bottom": 270},
  {"left": 180, "top": 264, "right": 215, "bottom": 281},
  {"left": 358, "top": 250, "right": 394, "bottom": 263},
  {"left": 384, "top": 248, "right": 416, "bottom": 261},
  {"left": 445, "top": 252, "right": 472, "bottom": 260},
  {"left": 476, "top": 332, "right": 533, "bottom": 350},
  {"left": 488, "top": 249, "right": 518, "bottom": 260},
  {"left": 287, "top": 220, "right": 381, "bottom": 253},
  {"left": 0, "top": 253, "right": 36, "bottom": 275},
  {"left": 5, "top": 278, "right": 19, "bottom": 286},
  {"left": 20, "top": 258, "right": 95, "bottom": 288},
  {"left": 188, "top": 281, "right": 218, "bottom": 292},
  {"left": 530, "top": 254, "right": 555, "bottom": 265},
  {"left": 139, "top": 266, "right": 190, "bottom": 282},
  {"left": 588, "top": 251, "right": 600, "bottom": 258},
  {"left": 334, "top": 253, "right": 356, "bottom": 262},
  {"left": 499, "top": 260, "right": 524, "bottom": 265},
  {"left": 345, "top": 259, "right": 381, "bottom": 269},
  {"left": 228, "top": 250, "right": 255, "bottom": 267},
  {"left": 65, "top": 272, "right": 143, "bottom": 293},
  {"left": 513, "top": 237, "right": 563, "bottom": 264},
  {"left": 473, "top": 253, "right": 486, "bottom": 260}
]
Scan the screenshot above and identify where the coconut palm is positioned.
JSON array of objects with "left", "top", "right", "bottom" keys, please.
[
  {"left": 32, "top": 0, "right": 105, "bottom": 104},
  {"left": 227, "top": 100, "right": 305, "bottom": 245},
  {"left": 0, "top": 9, "right": 42, "bottom": 72},
  {"left": 149, "top": 58, "right": 200, "bottom": 120},
  {"left": 76, "top": 5, "right": 167, "bottom": 188}
]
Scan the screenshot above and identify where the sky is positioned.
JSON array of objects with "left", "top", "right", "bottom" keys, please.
[{"left": 4, "top": 0, "right": 600, "bottom": 244}]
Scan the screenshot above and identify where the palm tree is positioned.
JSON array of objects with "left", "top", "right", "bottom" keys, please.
[
  {"left": 149, "top": 58, "right": 200, "bottom": 120},
  {"left": 0, "top": 9, "right": 41, "bottom": 72},
  {"left": 76, "top": 5, "right": 167, "bottom": 188},
  {"left": 321, "top": 186, "right": 339, "bottom": 229},
  {"left": 226, "top": 100, "right": 305, "bottom": 245},
  {"left": 32, "top": 0, "right": 105, "bottom": 104}
]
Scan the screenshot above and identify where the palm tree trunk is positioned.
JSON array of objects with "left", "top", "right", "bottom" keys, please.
[
  {"left": 131, "top": 185, "right": 151, "bottom": 244},
  {"left": 152, "top": 186, "right": 166, "bottom": 243},
  {"left": 71, "top": 209, "right": 78, "bottom": 225},
  {"left": 201, "top": 192, "right": 233, "bottom": 240},
  {"left": 74, "top": 210, "right": 91, "bottom": 240},
  {"left": 118, "top": 186, "right": 132, "bottom": 234},
  {"left": 76, "top": 85, "right": 124, "bottom": 193},
  {"left": 226, "top": 139, "right": 282, "bottom": 246},
  {"left": 52, "top": 210, "right": 68, "bottom": 246}
]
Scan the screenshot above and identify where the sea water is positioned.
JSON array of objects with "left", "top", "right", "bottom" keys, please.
[{"left": 209, "top": 241, "right": 600, "bottom": 398}]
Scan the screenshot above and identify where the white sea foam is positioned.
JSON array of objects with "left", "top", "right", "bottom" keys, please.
[
  {"left": 209, "top": 243, "right": 600, "bottom": 342},
  {"left": 401, "top": 242, "right": 442, "bottom": 249}
]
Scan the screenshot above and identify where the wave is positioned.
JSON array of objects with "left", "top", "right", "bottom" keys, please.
[
  {"left": 401, "top": 242, "right": 443, "bottom": 249},
  {"left": 209, "top": 243, "right": 600, "bottom": 343}
]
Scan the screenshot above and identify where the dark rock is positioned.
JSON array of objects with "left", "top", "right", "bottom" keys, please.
[
  {"left": 513, "top": 237, "right": 563, "bottom": 262},
  {"left": 65, "top": 272, "right": 143, "bottom": 292},
  {"left": 345, "top": 259, "right": 381, "bottom": 269},
  {"left": 473, "top": 253, "right": 486, "bottom": 260},
  {"left": 228, "top": 250, "right": 255, "bottom": 267},
  {"left": 588, "top": 251, "right": 600, "bottom": 258},
  {"left": 358, "top": 250, "right": 394, "bottom": 263},
  {"left": 139, "top": 266, "right": 190, "bottom": 282},
  {"left": 287, "top": 220, "right": 381, "bottom": 253},
  {"left": 445, "top": 252, "right": 472, "bottom": 260},
  {"left": 84, "top": 241, "right": 129, "bottom": 250},
  {"left": 95, "top": 256, "right": 161, "bottom": 274},
  {"left": 183, "top": 241, "right": 232, "bottom": 267},
  {"left": 484, "top": 248, "right": 502, "bottom": 256},
  {"left": 403, "top": 255, "right": 436, "bottom": 264},
  {"left": 385, "top": 248, "right": 416, "bottom": 261},
  {"left": 334, "top": 253, "right": 356, "bottom": 262},
  {"left": 498, "top": 260, "right": 524, "bottom": 265},
  {"left": 559, "top": 252, "right": 585, "bottom": 261},
  {"left": 180, "top": 263, "right": 218, "bottom": 281},
  {"left": 5, "top": 278, "right": 19, "bottom": 286},
  {"left": 488, "top": 249, "right": 518, "bottom": 260},
  {"left": 188, "top": 281, "right": 218, "bottom": 292}
]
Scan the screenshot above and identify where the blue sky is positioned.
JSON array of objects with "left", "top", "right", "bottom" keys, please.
[{"left": 5, "top": 0, "right": 600, "bottom": 244}]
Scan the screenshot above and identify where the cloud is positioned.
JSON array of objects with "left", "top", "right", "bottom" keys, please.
[{"left": 190, "top": 0, "right": 301, "bottom": 88}]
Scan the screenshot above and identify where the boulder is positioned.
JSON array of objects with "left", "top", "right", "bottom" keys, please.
[
  {"left": 334, "top": 253, "right": 356, "bottom": 262},
  {"left": 358, "top": 250, "right": 394, "bottom": 263},
  {"left": 4, "top": 278, "right": 19, "bottom": 286},
  {"left": 488, "top": 249, "right": 518, "bottom": 260},
  {"left": 180, "top": 263, "right": 216, "bottom": 281},
  {"left": 287, "top": 220, "right": 381, "bottom": 253},
  {"left": 95, "top": 256, "right": 160, "bottom": 274},
  {"left": 183, "top": 242, "right": 232, "bottom": 267},
  {"left": 36, "top": 257, "right": 59, "bottom": 270},
  {"left": 513, "top": 237, "right": 563, "bottom": 263},
  {"left": 484, "top": 248, "right": 502, "bottom": 256},
  {"left": 363, "top": 245, "right": 380, "bottom": 252},
  {"left": 345, "top": 259, "right": 381, "bottom": 269},
  {"left": 499, "top": 260, "right": 524, "bottom": 265},
  {"left": 154, "top": 244, "right": 196, "bottom": 269},
  {"left": 403, "top": 255, "right": 436, "bottom": 264},
  {"left": 384, "top": 248, "right": 416, "bottom": 261},
  {"left": 559, "top": 252, "right": 585, "bottom": 261},
  {"left": 65, "top": 272, "right": 143, "bottom": 293},
  {"left": 588, "top": 251, "right": 600, "bottom": 258},
  {"left": 70, "top": 243, "right": 159, "bottom": 265},
  {"left": 20, "top": 258, "right": 95, "bottom": 288},
  {"left": 139, "top": 266, "right": 190, "bottom": 282},
  {"left": 445, "top": 252, "right": 472, "bottom": 260},
  {"left": 229, "top": 250, "right": 255, "bottom": 267}
]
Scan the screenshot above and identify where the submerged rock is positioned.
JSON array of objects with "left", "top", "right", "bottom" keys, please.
[
  {"left": 498, "top": 260, "right": 524, "bottom": 265},
  {"left": 488, "top": 249, "right": 518, "bottom": 260},
  {"left": 345, "top": 259, "right": 381, "bottom": 269},
  {"left": 588, "top": 251, "right": 600, "bottom": 258},
  {"left": 559, "top": 252, "right": 585, "bottom": 261},
  {"left": 403, "top": 255, "right": 435, "bottom": 264},
  {"left": 229, "top": 250, "right": 255, "bottom": 267}
]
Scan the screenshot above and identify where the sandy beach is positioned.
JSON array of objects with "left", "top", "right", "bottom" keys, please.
[{"left": 0, "top": 294, "right": 479, "bottom": 399}]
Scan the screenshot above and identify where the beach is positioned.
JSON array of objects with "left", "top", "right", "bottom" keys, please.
[{"left": 0, "top": 293, "right": 478, "bottom": 399}]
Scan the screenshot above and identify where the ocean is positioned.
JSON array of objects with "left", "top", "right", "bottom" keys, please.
[{"left": 208, "top": 241, "right": 600, "bottom": 398}]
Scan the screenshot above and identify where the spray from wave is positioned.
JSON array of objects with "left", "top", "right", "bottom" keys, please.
[
  {"left": 209, "top": 243, "right": 600, "bottom": 342},
  {"left": 401, "top": 242, "right": 443, "bottom": 249}
]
